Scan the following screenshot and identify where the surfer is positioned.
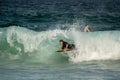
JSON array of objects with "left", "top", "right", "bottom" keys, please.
[
  {"left": 56, "top": 40, "right": 75, "bottom": 52},
  {"left": 84, "top": 24, "right": 90, "bottom": 32}
]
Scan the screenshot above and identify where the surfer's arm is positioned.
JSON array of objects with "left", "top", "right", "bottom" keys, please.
[{"left": 64, "top": 44, "right": 69, "bottom": 51}]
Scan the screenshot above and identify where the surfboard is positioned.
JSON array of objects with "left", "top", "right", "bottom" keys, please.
[
  {"left": 56, "top": 49, "right": 71, "bottom": 52},
  {"left": 55, "top": 50, "right": 69, "bottom": 57}
]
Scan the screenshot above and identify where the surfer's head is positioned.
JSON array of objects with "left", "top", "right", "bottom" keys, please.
[{"left": 59, "top": 40, "right": 64, "bottom": 45}]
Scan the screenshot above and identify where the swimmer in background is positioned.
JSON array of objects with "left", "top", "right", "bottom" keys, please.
[{"left": 84, "top": 24, "right": 90, "bottom": 32}]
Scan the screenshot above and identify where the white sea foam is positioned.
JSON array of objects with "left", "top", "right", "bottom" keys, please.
[{"left": 68, "top": 29, "right": 120, "bottom": 62}]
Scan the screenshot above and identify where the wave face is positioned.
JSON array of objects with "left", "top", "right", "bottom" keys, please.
[{"left": 0, "top": 26, "right": 120, "bottom": 63}]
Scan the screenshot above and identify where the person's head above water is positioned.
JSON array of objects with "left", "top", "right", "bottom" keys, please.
[
  {"left": 59, "top": 40, "right": 64, "bottom": 45},
  {"left": 85, "top": 24, "right": 88, "bottom": 27}
]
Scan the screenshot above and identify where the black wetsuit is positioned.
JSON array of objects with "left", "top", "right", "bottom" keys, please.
[{"left": 62, "top": 41, "right": 75, "bottom": 50}]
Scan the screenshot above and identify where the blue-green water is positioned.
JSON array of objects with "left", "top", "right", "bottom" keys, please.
[{"left": 0, "top": 0, "right": 120, "bottom": 80}]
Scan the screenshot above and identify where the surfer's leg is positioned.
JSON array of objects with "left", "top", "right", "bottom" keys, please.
[
  {"left": 69, "top": 44, "right": 75, "bottom": 50},
  {"left": 71, "top": 44, "right": 75, "bottom": 49}
]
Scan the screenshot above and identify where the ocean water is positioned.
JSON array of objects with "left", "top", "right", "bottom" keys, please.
[{"left": 0, "top": 0, "right": 120, "bottom": 80}]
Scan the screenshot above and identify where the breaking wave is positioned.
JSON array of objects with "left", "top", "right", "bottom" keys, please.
[{"left": 0, "top": 26, "right": 120, "bottom": 63}]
